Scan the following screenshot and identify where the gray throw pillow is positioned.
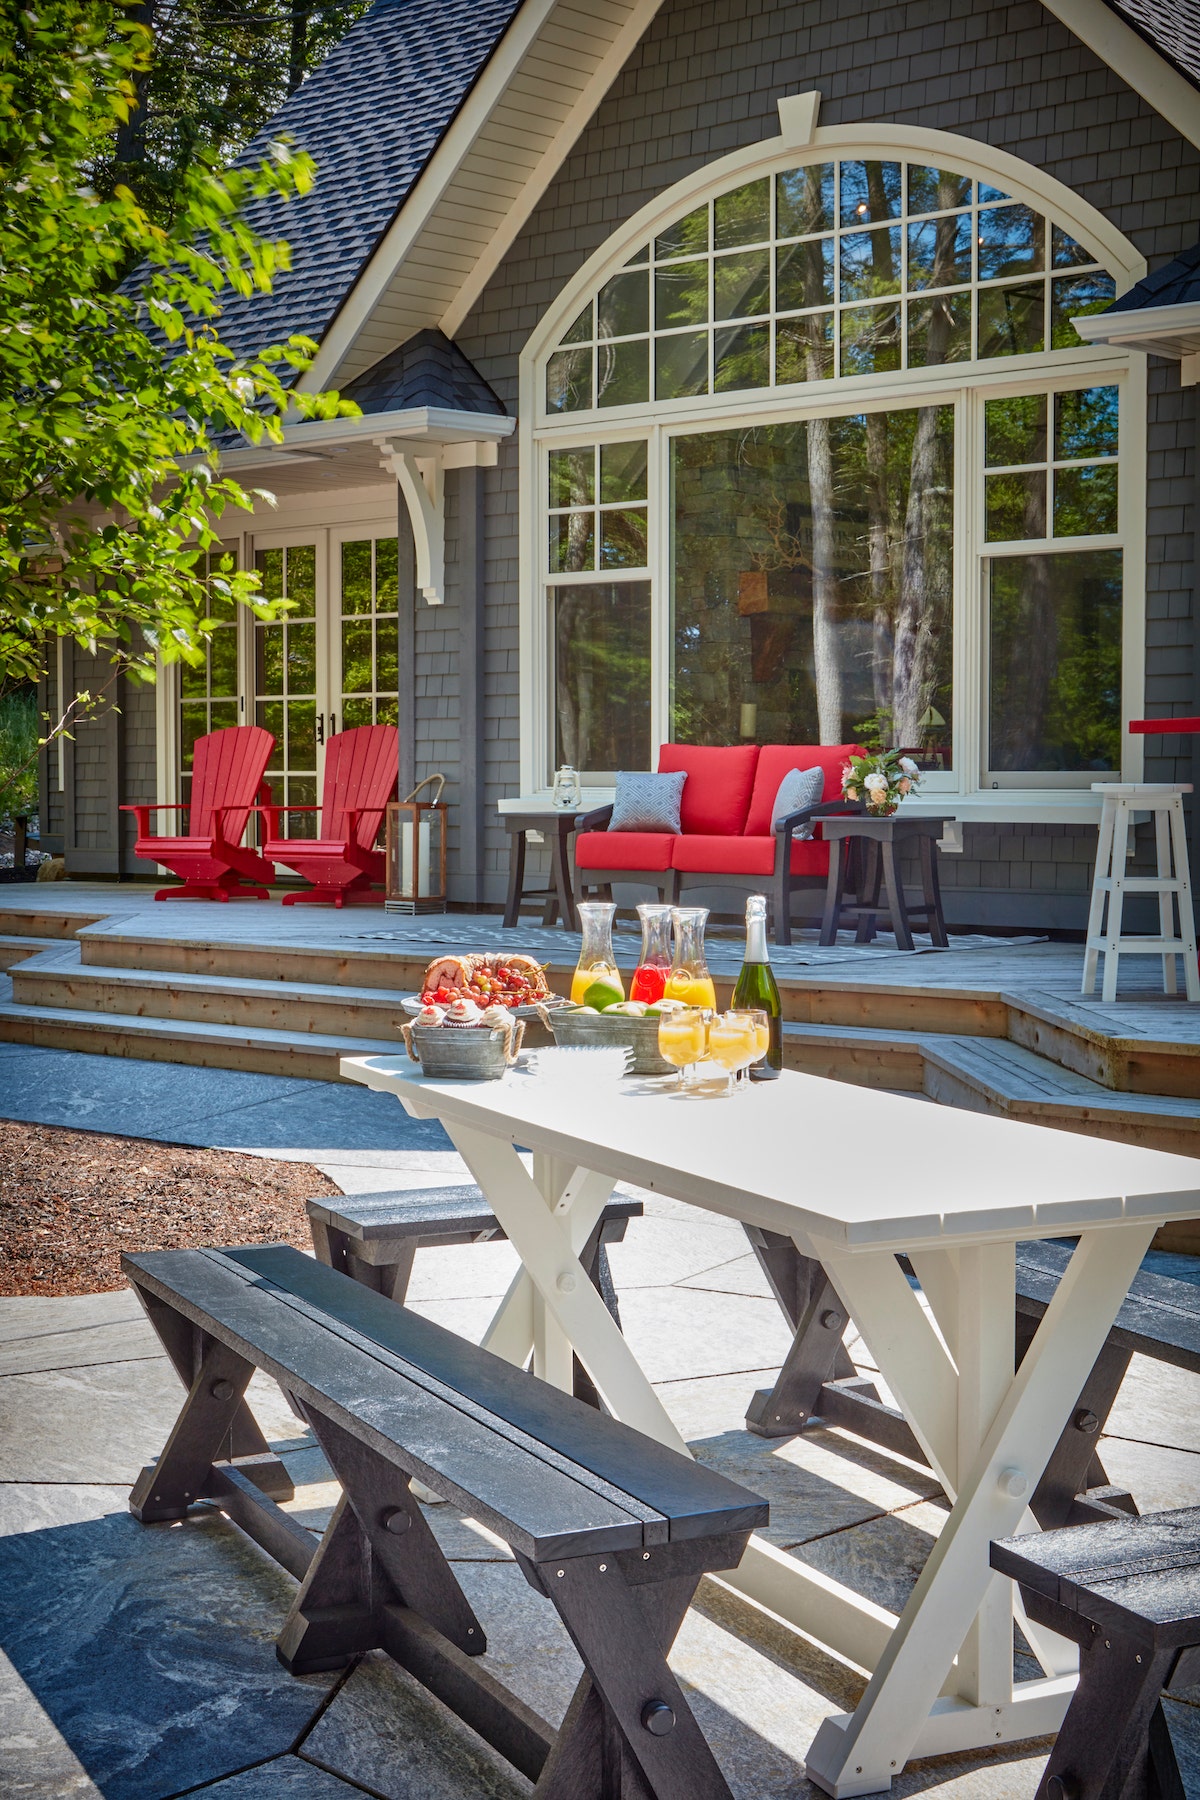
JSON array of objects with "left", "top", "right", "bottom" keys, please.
[
  {"left": 771, "top": 765, "right": 825, "bottom": 838},
  {"left": 610, "top": 770, "right": 687, "bottom": 833}
]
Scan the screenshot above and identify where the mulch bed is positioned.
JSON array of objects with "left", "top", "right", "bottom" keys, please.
[{"left": 0, "top": 1120, "right": 339, "bottom": 1296}]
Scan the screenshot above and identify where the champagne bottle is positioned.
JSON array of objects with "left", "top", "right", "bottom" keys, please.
[{"left": 733, "top": 894, "right": 782, "bottom": 1080}]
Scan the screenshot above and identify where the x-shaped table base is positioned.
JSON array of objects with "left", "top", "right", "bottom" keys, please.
[{"left": 439, "top": 1117, "right": 1155, "bottom": 1796}]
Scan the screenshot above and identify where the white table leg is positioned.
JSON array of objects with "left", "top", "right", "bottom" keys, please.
[
  {"left": 444, "top": 1122, "right": 692, "bottom": 1454},
  {"left": 805, "top": 1223, "right": 1154, "bottom": 1797}
]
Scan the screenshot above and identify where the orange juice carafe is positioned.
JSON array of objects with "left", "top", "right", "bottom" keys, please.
[
  {"left": 570, "top": 901, "right": 625, "bottom": 1009},
  {"left": 664, "top": 907, "right": 717, "bottom": 1010},
  {"left": 630, "top": 902, "right": 672, "bottom": 1005}
]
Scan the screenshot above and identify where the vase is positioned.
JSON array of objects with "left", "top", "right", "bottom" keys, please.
[{"left": 866, "top": 801, "right": 899, "bottom": 817}]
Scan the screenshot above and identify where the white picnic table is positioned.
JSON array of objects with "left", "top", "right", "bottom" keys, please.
[{"left": 341, "top": 1054, "right": 1200, "bottom": 1797}]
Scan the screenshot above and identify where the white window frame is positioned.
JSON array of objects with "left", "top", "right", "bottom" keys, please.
[{"left": 519, "top": 122, "right": 1147, "bottom": 820}]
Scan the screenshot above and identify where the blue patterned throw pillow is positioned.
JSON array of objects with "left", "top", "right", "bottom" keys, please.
[
  {"left": 610, "top": 770, "right": 687, "bottom": 833},
  {"left": 771, "top": 765, "right": 825, "bottom": 838}
]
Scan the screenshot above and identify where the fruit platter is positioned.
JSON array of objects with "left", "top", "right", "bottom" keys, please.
[{"left": 401, "top": 952, "right": 571, "bottom": 1021}]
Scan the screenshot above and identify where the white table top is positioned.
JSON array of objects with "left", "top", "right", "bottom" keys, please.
[{"left": 340, "top": 1059, "right": 1200, "bottom": 1255}]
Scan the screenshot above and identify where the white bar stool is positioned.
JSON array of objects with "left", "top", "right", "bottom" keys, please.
[{"left": 1083, "top": 783, "right": 1199, "bottom": 1002}]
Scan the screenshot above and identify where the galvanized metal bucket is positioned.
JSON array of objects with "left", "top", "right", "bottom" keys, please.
[
  {"left": 541, "top": 1004, "right": 673, "bottom": 1076},
  {"left": 400, "top": 1019, "right": 524, "bottom": 1080}
]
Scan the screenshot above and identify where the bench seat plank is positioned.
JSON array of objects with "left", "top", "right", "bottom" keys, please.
[
  {"left": 308, "top": 1186, "right": 642, "bottom": 1244},
  {"left": 992, "top": 1507, "right": 1200, "bottom": 1648},
  {"left": 1015, "top": 1240, "right": 1200, "bottom": 1374},
  {"left": 126, "top": 1245, "right": 765, "bottom": 1560}
]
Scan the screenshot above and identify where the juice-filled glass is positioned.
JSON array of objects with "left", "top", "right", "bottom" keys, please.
[
  {"left": 570, "top": 901, "right": 624, "bottom": 1009},
  {"left": 657, "top": 1006, "right": 708, "bottom": 1090},
  {"left": 664, "top": 907, "right": 717, "bottom": 1010},
  {"left": 630, "top": 902, "right": 672, "bottom": 1004}
]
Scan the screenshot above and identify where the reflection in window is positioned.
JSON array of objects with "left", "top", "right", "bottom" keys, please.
[
  {"left": 548, "top": 443, "right": 648, "bottom": 573},
  {"left": 989, "top": 552, "right": 1122, "bottom": 772},
  {"left": 254, "top": 543, "right": 318, "bottom": 837},
  {"left": 984, "top": 387, "right": 1118, "bottom": 543},
  {"left": 671, "top": 407, "right": 954, "bottom": 762},
  {"left": 554, "top": 582, "right": 652, "bottom": 772},
  {"left": 546, "top": 160, "right": 1118, "bottom": 411},
  {"left": 340, "top": 536, "right": 400, "bottom": 734}
]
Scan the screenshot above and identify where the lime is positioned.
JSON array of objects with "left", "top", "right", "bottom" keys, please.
[{"left": 583, "top": 977, "right": 625, "bottom": 1011}]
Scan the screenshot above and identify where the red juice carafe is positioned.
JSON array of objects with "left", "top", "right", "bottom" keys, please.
[{"left": 630, "top": 902, "right": 672, "bottom": 1004}]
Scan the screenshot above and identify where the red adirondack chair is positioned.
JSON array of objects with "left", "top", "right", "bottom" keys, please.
[
  {"left": 122, "top": 724, "right": 277, "bottom": 901},
  {"left": 260, "top": 723, "right": 399, "bottom": 906}
]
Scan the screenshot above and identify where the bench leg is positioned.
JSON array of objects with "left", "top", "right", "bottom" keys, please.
[
  {"left": 1022, "top": 1325, "right": 1133, "bottom": 1527},
  {"left": 1031, "top": 1624, "right": 1180, "bottom": 1800},
  {"left": 531, "top": 1553, "right": 735, "bottom": 1800},
  {"left": 308, "top": 1410, "right": 485, "bottom": 1655},
  {"left": 129, "top": 1334, "right": 259, "bottom": 1522},
  {"left": 277, "top": 1493, "right": 379, "bottom": 1674}
]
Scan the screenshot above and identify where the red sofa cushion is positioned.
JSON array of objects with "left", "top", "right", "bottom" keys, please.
[
  {"left": 574, "top": 830, "right": 676, "bottom": 872},
  {"left": 743, "top": 744, "right": 862, "bottom": 837},
  {"left": 670, "top": 834, "right": 832, "bottom": 877},
  {"left": 657, "top": 743, "right": 759, "bottom": 835}
]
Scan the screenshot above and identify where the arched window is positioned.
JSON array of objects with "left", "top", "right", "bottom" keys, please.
[{"left": 521, "top": 127, "right": 1145, "bottom": 812}]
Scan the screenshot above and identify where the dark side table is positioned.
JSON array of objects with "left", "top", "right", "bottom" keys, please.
[
  {"left": 819, "top": 814, "right": 949, "bottom": 951},
  {"left": 501, "top": 809, "right": 580, "bottom": 931}
]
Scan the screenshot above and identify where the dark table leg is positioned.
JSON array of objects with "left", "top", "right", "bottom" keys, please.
[
  {"left": 819, "top": 839, "right": 848, "bottom": 946},
  {"left": 855, "top": 840, "right": 882, "bottom": 944},
  {"left": 880, "top": 837, "right": 914, "bottom": 951},
  {"left": 919, "top": 832, "right": 949, "bottom": 947},
  {"left": 502, "top": 827, "right": 526, "bottom": 929},
  {"left": 551, "top": 827, "right": 577, "bottom": 933}
]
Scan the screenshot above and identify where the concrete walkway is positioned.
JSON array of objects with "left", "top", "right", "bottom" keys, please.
[{"left": 2, "top": 1057, "right": 1200, "bottom": 1796}]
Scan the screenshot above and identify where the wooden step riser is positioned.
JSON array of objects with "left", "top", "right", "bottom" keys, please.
[
  {"left": 922, "top": 1060, "right": 1199, "bottom": 1157},
  {"left": 0, "top": 1013, "right": 348, "bottom": 1082},
  {"left": 0, "top": 941, "right": 45, "bottom": 971},
  {"left": 1007, "top": 1009, "right": 1200, "bottom": 1099},
  {"left": 13, "top": 968, "right": 411, "bottom": 1041},
  {"left": 3, "top": 909, "right": 103, "bottom": 939},
  {"left": 80, "top": 933, "right": 1012, "bottom": 1034}
]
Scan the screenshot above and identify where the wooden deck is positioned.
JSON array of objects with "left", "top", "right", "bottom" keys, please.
[{"left": 0, "top": 885, "right": 1197, "bottom": 1169}]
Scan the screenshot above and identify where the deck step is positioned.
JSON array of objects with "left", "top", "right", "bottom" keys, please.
[
  {"left": 0, "top": 907, "right": 105, "bottom": 940},
  {"left": 11, "top": 945, "right": 417, "bottom": 1040},
  {"left": 0, "top": 996, "right": 405, "bottom": 1081},
  {"left": 779, "top": 1021, "right": 1200, "bottom": 1156},
  {"left": 0, "top": 935, "right": 64, "bottom": 971}
]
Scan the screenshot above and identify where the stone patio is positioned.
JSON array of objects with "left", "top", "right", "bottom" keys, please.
[{"left": 2, "top": 1056, "right": 1199, "bottom": 1798}]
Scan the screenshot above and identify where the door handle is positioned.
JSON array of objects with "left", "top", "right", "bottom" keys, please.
[{"left": 317, "top": 712, "right": 325, "bottom": 745}]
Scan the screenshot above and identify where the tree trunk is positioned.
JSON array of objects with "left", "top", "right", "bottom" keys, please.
[
  {"left": 807, "top": 414, "right": 841, "bottom": 742},
  {"left": 288, "top": 3, "right": 312, "bottom": 95},
  {"left": 892, "top": 407, "right": 944, "bottom": 746},
  {"left": 865, "top": 411, "right": 891, "bottom": 715},
  {"left": 113, "top": 1, "right": 156, "bottom": 169}
]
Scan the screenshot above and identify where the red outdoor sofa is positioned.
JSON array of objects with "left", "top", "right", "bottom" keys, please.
[{"left": 574, "top": 742, "right": 864, "bottom": 944}]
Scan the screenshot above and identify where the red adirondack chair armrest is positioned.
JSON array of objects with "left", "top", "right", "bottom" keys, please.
[{"left": 119, "top": 802, "right": 188, "bottom": 838}]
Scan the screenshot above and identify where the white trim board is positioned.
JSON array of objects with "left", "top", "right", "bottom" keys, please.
[{"left": 1038, "top": 0, "right": 1200, "bottom": 152}]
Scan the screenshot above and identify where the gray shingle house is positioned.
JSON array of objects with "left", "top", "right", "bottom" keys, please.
[{"left": 39, "top": 0, "right": 1200, "bottom": 929}]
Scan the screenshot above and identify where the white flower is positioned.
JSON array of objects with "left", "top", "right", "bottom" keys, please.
[
  {"left": 864, "top": 772, "right": 888, "bottom": 794},
  {"left": 899, "top": 756, "right": 920, "bottom": 777}
]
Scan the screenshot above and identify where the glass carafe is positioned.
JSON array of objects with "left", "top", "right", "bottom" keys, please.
[
  {"left": 571, "top": 901, "right": 625, "bottom": 1008},
  {"left": 631, "top": 902, "right": 673, "bottom": 1004},
  {"left": 665, "top": 907, "right": 717, "bottom": 1010}
]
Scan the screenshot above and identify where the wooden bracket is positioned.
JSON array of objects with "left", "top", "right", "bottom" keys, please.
[{"left": 376, "top": 436, "right": 499, "bottom": 605}]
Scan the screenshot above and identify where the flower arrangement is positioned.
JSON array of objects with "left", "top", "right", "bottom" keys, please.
[{"left": 841, "top": 748, "right": 922, "bottom": 816}]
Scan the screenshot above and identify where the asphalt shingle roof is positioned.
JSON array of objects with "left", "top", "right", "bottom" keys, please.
[
  {"left": 207, "top": 0, "right": 523, "bottom": 362},
  {"left": 340, "top": 329, "right": 506, "bottom": 415},
  {"left": 1105, "top": 240, "right": 1200, "bottom": 313},
  {"left": 1103, "top": 0, "right": 1200, "bottom": 90}
]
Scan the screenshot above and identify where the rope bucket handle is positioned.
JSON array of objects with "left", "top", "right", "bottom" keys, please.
[{"left": 401, "top": 773, "right": 447, "bottom": 806}]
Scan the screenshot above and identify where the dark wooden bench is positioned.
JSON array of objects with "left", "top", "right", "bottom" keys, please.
[
  {"left": 992, "top": 1507, "right": 1200, "bottom": 1800},
  {"left": 743, "top": 1234, "right": 1200, "bottom": 1527},
  {"left": 305, "top": 1185, "right": 642, "bottom": 1409},
  {"left": 124, "top": 1243, "right": 766, "bottom": 1800}
]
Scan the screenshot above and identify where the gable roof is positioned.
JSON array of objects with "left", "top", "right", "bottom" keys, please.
[
  {"left": 1103, "top": 0, "right": 1200, "bottom": 89},
  {"left": 339, "top": 330, "right": 506, "bottom": 416},
  {"left": 210, "top": 0, "right": 523, "bottom": 362},
  {"left": 1103, "top": 239, "right": 1200, "bottom": 313}
]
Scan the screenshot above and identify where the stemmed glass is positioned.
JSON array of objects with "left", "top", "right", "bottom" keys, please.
[
  {"left": 657, "top": 1007, "right": 708, "bottom": 1091},
  {"left": 708, "top": 1009, "right": 767, "bottom": 1095}
]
